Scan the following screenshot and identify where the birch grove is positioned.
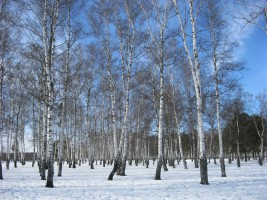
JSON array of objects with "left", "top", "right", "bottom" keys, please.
[{"left": 0, "top": 0, "right": 265, "bottom": 186}]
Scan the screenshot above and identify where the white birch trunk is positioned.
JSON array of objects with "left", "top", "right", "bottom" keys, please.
[
  {"left": 118, "top": 64, "right": 130, "bottom": 175},
  {"left": 236, "top": 119, "right": 241, "bottom": 167},
  {"left": 106, "top": 18, "right": 119, "bottom": 180},
  {"left": 170, "top": 74, "right": 187, "bottom": 169},
  {"left": 58, "top": 0, "right": 70, "bottom": 173},
  {"left": 215, "top": 66, "right": 226, "bottom": 176},
  {"left": 6, "top": 129, "right": 10, "bottom": 170},
  {"left": 41, "top": 0, "right": 48, "bottom": 181},
  {"left": 208, "top": 2, "right": 227, "bottom": 175},
  {"left": 118, "top": 28, "right": 133, "bottom": 175},
  {"left": 173, "top": 0, "right": 208, "bottom": 184},
  {"left": 39, "top": 104, "right": 45, "bottom": 173},
  {"left": 14, "top": 106, "right": 20, "bottom": 168},
  {"left": 138, "top": 0, "right": 169, "bottom": 180},
  {"left": 0, "top": 16, "right": 5, "bottom": 179},
  {"left": 155, "top": 54, "right": 164, "bottom": 180},
  {"left": 32, "top": 100, "right": 37, "bottom": 167},
  {"left": 135, "top": 105, "right": 140, "bottom": 164},
  {"left": 72, "top": 98, "right": 77, "bottom": 168},
  {"left": 8, "top": 95, "right": 14, "bottom": 170},
  {"left": 42, "top": 0, "right": 60, "bottom": 188},
  {"left": 20, "top": 113, "right": 25, "bottom": 165},
  {"left": 101, "top": 96, "right": 105, "bottom": 166},
  {"left": 86, "top": 88, "right": 94, "bottom": 169},
  {"left": 37, "top": 103, "right": 42, "bottom": 170},
  {"left": 0, "top": 134, "right": 2, "bottom": 179},
  {"left": 253, "top": 116, "right": 264, "bottom": 165}
]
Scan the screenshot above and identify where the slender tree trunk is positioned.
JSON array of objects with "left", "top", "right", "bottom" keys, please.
[
  {"left": 100, "top": 95, "right": 106, "bottom": 167},
  {"left": 0, "top": 154, "right": 2, "bottom": 179},
  {"left": 171, "top": 75, "right": 187, "bottom": 169},
  {"left": 20, "top": 112, "right": 25, "bottom": 165},
  {"left": 37, "top": 103, "right": 42, "bottom": 172},
  {"left": 236, "top": 120, "right": 241, "bottom": 168},
  {"left": 178, "top": 126, "right": 187, "bottom": 169},
  {"left": 151, "top": 74, "right": 161, "bottom": 177},
  {"left": 0, "top": 141, "right": 2, "bottom": 179},
  {"left": 173, "top": 0, "right": 208, "bottom": 184},
  {"left": 32, "top": 135, "right": 36, "bottom": 167},
  {"left": 212, "top": 38, "right": 227, "bottom": 176},
  {"left": 236, "top": 140, "right": 241, "bottom": 167},
  {"left": 162, "top": 139, "right": 168, "bottom": 172},
  {"left": 41, "top": 99, "right": 47, "bottom": 180},
  {"left": 187, "top": 79, "right": 198, "bottom": 168},
  {"left": 68, "top": 129, "right": 72, "bottom": 168},
  {"left": 6, "top": 129, "right": 10, "bottom": 170},
  {"left": 138, "top": 0, "right": 169, "bottom": 180},
  {"left": 209, "top": 129, "right": 213, "bottom": 163},
  {"left": 136, "top": 114, "right": 140, "bottom": 165},
  {"left": 41, "top": 0, "right": 49, "bottom": 179},
  {"left": 155, "top": 55, "right": 164, "bottom": 180},
  {"left": 107, "top": 105, "right": 118, "bottom": 172},
  {"left": 189, "top": 3, "right": 208, "bottom": 184},
  {"left": 78, "top": 126, "right": 82, "bottom": 166},
  {"left": 72, "top": 98, "right": 77, "bottom": 169},
  {"left": 46, "top": 86, "right": 54, "bottom": 187},
  {"left": 86, "top": 87, "right": 94, "bottom": 169},
  {"left": 259, "top": 137, "right": 264, "bottom": 165},
  {"left": 106, "top": 19, "right": 119, "bottom": 180},
  {"left": 58, "top": 92, "right": 66, "bottom": 176},
  {"left": 32, "top": 100, "right": 37, "bottom": 167},
  {"left": 253, "top": 116, "right": 265, "bottom": 166},
  {"left": 14, "top": 107, "right": 21, "bottom": 168},
  {"left": 58, "top": 21, "right": 70, "bottom": 174},
  {"left": 216, "top": 85, "right": 226, "bottom": 176},
  {"left": 43, "top": 0, "right": 60, "bottom": 188},
  {"left": 118, "top": 46, "right": 132, "bottom": 176},
  {"left": 0, "top": 35, "right": 4, "bottom": 179}
]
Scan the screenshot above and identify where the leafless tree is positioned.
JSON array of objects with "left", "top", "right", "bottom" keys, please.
[{"left": 172, "top": 0, "right": 209, "bottom": 184}]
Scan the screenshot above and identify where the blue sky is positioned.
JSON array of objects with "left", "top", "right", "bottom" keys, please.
[{"left": 239, "top": 26, "right": 267, "bottom": 96}]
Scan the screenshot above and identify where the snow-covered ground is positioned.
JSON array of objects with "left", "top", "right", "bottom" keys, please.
[{"left": 1, "top": 159, "right": 267, "bottom": 200}]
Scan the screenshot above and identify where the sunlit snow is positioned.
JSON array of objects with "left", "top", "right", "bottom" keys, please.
[{"left": 1, "top": 159, "right": 267, "bottom": 200}]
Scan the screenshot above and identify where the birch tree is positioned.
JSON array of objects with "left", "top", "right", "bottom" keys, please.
[
  {"left": 229, "top": 91, "right": 247, "bottom": 167},
  {"left": 31, "top": 99, "right": 38, "bottom": 167},
  {"left": 87, "top": 0, "right": 119, "bottom": 180},
  {"left": 205, "top": 0, "right": 227, "bottom": 177},
  {"left": 56, "top": 0, "right": 84, "bottom": 175},
  {"left": 42, "top": 0, "right": 60, "bottom": 188},
  {"left": 172, "top": 0, "right": 209, "bottom": 184},
  {"left": 57, "top": 0, "right": 71, "bottom": 177},
  {"left": 138, "top": 0, "right": 170, "bottom": 180},
  {"left": 169, "top": 73, "right": 187, "bottom": 169},
  {"left": 0, "top": 2, "right": 5, "bottom": 176},
  {"left": 116, "top": 0, "right": 142, "bottom": 176},
  {"left": 1, "top": 0, "right": 19, "bottom": 171},
  {"left": 182, "top": 63, "right": 198, "bottom": 168},
  {"left": 253, "top": 90, "right": 267, "bottom": 165},
  {"left": 83, "top": 50, "right": 94, "bottom": 169},
  {"left": 106, "top": 33, "right": 119, "bottom": 180}
]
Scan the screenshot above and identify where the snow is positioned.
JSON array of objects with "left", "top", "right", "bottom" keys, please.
[{"left": 1, "top": 159, "right": 267, "bottom": 200}]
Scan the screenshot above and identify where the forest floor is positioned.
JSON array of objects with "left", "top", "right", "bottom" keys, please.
[{"left": 1, "top": 158, "right": 267, "bottom": 200}]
